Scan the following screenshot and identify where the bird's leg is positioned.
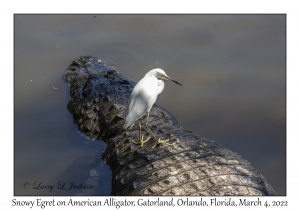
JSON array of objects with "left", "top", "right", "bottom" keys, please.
[
  {"left": 131, "top": 121, "right": 150, "bottom": 147},
  {"left": 144, "top": 111, "right": 158, "bottom": 141},
  {"left": 144, "top": 111, "right": 173, "bottom": 149}
]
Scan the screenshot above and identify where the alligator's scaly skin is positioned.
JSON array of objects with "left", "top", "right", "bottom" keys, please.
[{"left": 64, "top": 56, "right": 276, "bottom": 196}]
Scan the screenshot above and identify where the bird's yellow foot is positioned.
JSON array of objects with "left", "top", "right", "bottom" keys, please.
[
  {"left": 152, "top": 138, "right": 173, "bottom": 149},
  {"left": 131, "top": 135, "right": 151, "bottom": 147}
]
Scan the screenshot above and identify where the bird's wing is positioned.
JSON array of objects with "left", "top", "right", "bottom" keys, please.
[
  {"left": 127, "top": 77, "right": 156, "bottom": 114},
  {"left": 124, "top": 77, "right": 158, "bottom": 129}
]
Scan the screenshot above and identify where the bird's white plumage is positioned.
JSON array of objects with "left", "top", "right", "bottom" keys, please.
[
  {"left": 123, "top": 68, "right": 182, "bottom": 148},
  {"left": 123, "top": 69, "right": 166, "bottom": 129}
]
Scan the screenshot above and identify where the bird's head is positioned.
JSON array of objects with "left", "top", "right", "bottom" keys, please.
[{"left": 145, "top": 68, "right": 182, "bottom": 86}]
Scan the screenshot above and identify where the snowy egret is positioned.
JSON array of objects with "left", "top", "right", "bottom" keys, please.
[{"left": 123, "top": 68, "right": 182, "bottom": 148}]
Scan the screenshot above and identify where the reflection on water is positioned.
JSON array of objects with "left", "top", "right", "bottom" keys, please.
[{"left": 14, "top": 14, "right": 286, "bottom": 195}]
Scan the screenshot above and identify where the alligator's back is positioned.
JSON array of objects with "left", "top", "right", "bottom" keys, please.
[{"left": 64, "top": 56, "right": 276, "bottom": 196}]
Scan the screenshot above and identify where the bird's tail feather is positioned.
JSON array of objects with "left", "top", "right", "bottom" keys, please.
[
  {"left": 123, "top": 111, "right": 138, "bottom": 129},
  {"left": 124, "top": 110, "right": 144, "bottom": 130}
]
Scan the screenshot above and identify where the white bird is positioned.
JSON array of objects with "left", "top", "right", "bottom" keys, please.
[{"left": 123, "top": 68, "right": 182, "bottom": 148}]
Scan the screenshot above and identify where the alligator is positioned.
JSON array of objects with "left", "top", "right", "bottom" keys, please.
[{"left": 64, "top": 56, "right": 276, "bottom": 196}]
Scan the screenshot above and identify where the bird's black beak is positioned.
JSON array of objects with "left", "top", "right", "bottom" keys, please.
[{"left": 166, "top": 75, "right": 182, "bottom": 86}]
